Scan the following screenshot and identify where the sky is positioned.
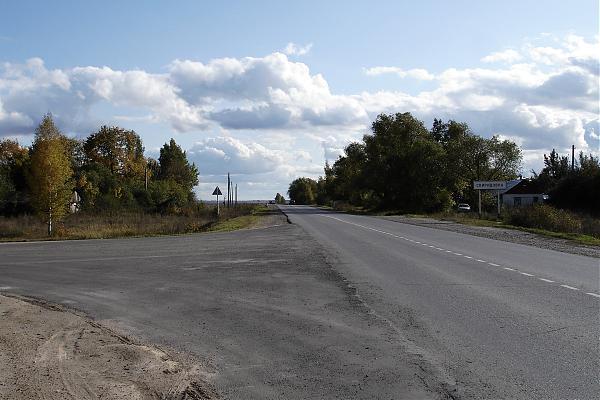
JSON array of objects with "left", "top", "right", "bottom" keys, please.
[{"left": 0, "top": 0, "right": 598, "bottom": 200}]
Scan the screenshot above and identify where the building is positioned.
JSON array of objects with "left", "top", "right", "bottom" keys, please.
[{"left": 502, "top": 179, "right": 547, "bottom": 207}]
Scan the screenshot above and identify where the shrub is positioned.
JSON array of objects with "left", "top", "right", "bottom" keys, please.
[{"left": 502, "top": 204, "right": 584, "bottom": 234}]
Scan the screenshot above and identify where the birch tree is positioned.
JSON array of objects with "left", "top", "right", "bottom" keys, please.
[{"left": 28, "top": 115, "right": 73, "bottom": 235}]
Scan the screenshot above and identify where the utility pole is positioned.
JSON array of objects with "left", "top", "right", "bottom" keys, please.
[
  {"left": 144, "top": 165, "right": 148, "bottom": 191},
  {"left": 235, "top": 184, "right": 238, "bottom": 207},
  {"left": 227, "top": 173, "right": 230, "bottom": 208},
  {"left": 571, "top": 145, "right": 575, "bottom": 171}
]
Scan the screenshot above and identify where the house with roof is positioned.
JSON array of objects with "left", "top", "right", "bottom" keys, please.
[{"left": 501, "top": 179, "right": 547, "bottom": 207}]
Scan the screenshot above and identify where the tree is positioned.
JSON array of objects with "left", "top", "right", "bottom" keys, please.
[
  {"left": 362, "top": 112, "right": 445, "bottom": 211},
  {"left": 288, "top": 177, "right": 317, "bottom": 204},
  {"left": 28, "top": 115, "right": 73, "bottom": 235},
  {"left": 158, "top": 138, "right": 199, "bottom": 192},
  {"left": 0, "top": 139, "right": 29, "bottom": 214},
  {"left": 275, "top": 193, "right": 286, "bottom": 204},
  {"left": 84, "top": 126, "right": 146, "bottom": 179}
]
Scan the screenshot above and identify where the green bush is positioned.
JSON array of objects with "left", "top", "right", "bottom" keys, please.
[{"left": 502, "top": 204, "right": 584, "bottom": 234}]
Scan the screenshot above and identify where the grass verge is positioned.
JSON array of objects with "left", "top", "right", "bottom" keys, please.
[{"left": 0, "top": 204, "right": 267, "bottom": 242}]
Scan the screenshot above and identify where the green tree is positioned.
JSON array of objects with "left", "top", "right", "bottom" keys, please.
[
  {"left": 0, "top": 139, "right": 29, "bottom": 214},
  {"left": 362, "top": 112, "right": 445, "bottom": 211},
  {"left": 28, "top": 115, "right": 73, "bottom": 235},
  {"left": 84, "top": 126, "right": 146, "bottom": 179},
  {"left": 158, "top": 138, "right": 199, "bottom": 192},
  {"left": 288, "top": 177, "right": 317, "bottom": 204},
  {"left": 275, "top": 193, "right": 286, "bottom": 204}
]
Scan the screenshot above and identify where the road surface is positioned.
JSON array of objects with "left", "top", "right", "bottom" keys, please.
[
  {"left": 0, "top": 206, "right": 598, "bottom": 399},
  {"left": 280, "top": 205, "right": 599, "bottom": 399}
]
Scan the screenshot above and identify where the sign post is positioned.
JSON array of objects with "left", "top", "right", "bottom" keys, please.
[
  {"left": 473, "top": 181, "right": 507, "bottom": 218},
  {"left": 212, "top": 186, "right": 223, "bottom": 216}
]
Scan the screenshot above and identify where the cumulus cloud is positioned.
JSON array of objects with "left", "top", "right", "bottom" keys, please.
[
  {"left": 364, "top": 66, "right": 435, "bottom": 80},
  {"left": 187, "top": 136, "right": 284, "bottom": 175},
  {"left": 283, "top": 42, "right": 313, "bottom": 56},
  {"left": 0, "top": 33, "right": 598, "bottom": 186},
  {"left": 481, "top": 49, "right": 523, "bottom": 63}
]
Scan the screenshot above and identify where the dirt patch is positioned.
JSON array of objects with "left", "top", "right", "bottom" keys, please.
[{"left": 0, "top": 294, "right": 218, "bottom": 400}]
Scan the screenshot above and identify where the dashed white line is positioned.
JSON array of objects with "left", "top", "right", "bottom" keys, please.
[
  {"left": 320, "top": 214, "right": 593, "bottom": 299},
  {"left": 560, "top": 285, "right": 580, "bottom": 291}
]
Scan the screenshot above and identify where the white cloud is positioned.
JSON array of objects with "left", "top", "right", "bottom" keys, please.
[
  {"left": 0, "top": 33, "right": 598, "bottom": 193},
  {"left": 364, "top": 66, "right": 435, "bottom": 80},
  {"left": 283, "top": 42, "right": 313, "bottom": 56},
  {"left": 481, "top": 49, "right": 523, "bottom": 63},
  {"left": 187, "top": 136, "right": 284, "bottom": 175}
]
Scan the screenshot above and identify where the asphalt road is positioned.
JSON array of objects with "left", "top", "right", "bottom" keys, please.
[
  {"left": 1, "top": 206, "right": 598, "bottom": 399},
  {"left": 0, "top": 215, "right": 441, "bottom": 399},
  {"left": 280, "top": 205, "right": 599, "bottom": 399}
]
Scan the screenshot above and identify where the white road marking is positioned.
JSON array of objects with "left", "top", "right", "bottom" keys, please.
[
  {"left": 320, "top": 215, "right": 592, "bottom": 298},
  {"left": 560, "top": 285, "right": 580, "bottom": 291}
]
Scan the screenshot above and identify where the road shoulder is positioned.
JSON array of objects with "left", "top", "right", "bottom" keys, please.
[
  {"left": 0, "top": 294, "right": 218, "bottom": 400},
  {"left": 379, "top": 215, "right": 600, "bottom": 258}
]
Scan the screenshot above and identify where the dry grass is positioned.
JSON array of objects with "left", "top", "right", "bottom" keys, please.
[{"left": 0, "top": 204, "right": 262, "bottom": 241}]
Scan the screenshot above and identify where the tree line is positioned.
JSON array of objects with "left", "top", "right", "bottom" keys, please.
[
  {"left": 288, "top": 112, "right": 599, "bottom": 216},
  {"left": 289, "top": 112, "right": 521, "bottom": 212},
  {"left": 0, "top": 114, "right": 199, "bottom": 234}
]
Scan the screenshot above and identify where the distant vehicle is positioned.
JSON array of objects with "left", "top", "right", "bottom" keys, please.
[
  {"left": 288, "top": 200, "right": 295, "bottom": 205},
  {"left": 457, "top": 203, "right": 471, "bottom": 212},
  {"left": 268, "top": 200, "right": 275, "bottom": 204}
]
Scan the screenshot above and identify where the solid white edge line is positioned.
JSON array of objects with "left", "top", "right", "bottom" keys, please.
[
  {"left": 560, "top": 284, "right": 580, "bottom": 291},
  {"left": 520, "top": 272, "right": 535, "bottom": 277},
  {"left": 586, "top": 292, "right": 600, "bottom": 298}
]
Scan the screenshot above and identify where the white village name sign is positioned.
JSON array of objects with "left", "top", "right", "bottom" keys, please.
[{"left": 473, "top": 181, "right": 507, "bottom": 216}]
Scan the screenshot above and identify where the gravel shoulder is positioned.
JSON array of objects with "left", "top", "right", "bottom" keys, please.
[
  {"left": 379, "top": 215, "right": 600, "bottom": 258},
  {"left": 0, "top": 294, "right": 217, "bottom": 400}
]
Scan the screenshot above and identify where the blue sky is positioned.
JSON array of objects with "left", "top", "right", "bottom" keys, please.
[{"left": 0, "top": 1, "right": 598, "bottom": 199}]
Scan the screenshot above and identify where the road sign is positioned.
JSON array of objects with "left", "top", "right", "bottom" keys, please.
[
  {"left": 473, "top": 181, "right": 506, "bottom": 217},
  {"left": 473, "top": 181, "right": 506, "bottom": 190},
  {"left": 213, "top": 186, "right": 223, "bottom": 215}
]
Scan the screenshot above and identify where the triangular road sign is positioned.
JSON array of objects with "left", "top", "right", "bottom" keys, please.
[{"left": 212, "top": 186, "right": 223, "bottom": 196}]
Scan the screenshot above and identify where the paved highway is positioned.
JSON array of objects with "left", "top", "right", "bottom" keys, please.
[
  {"left": 280, "top": 205, "right": 599, "bottom": 399},
  {"left": 0, "top": 206, "right": 598, "bottom": 399}
]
